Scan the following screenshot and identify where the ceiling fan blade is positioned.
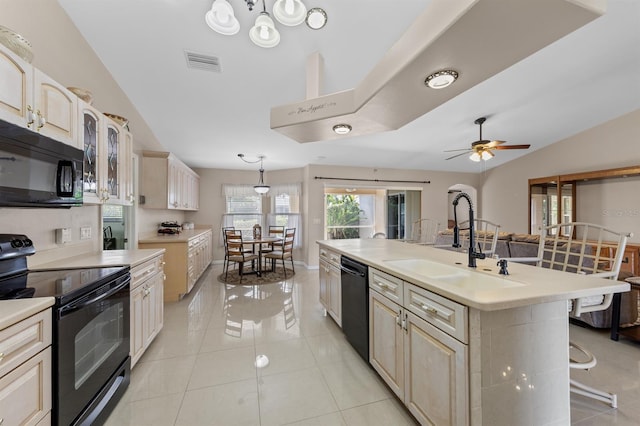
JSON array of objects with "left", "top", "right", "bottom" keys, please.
[
  {"left": 493, "top": 144, "right": 531, "bottom": 150},
  {"left": 445, "top": 151, "right": 471, "bottom": 160},
  {"left": 443, "top": 148, "right": 473, "bottom": 153},
  {"left": 484, "top": 140, "right": 506, "bottom": 148}
]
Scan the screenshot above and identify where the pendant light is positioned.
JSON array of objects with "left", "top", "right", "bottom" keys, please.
[
  {"left": 249, "top": 0, "right": 280, "bottom": 48},
  {"left": 254, "top": 165, "right": 270, "bottom": 194},
  {"left": 238, "top": 154, "right": 270, "bottom": 194}
]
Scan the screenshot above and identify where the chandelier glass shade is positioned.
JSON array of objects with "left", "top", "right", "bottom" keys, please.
[
  {"left": 249, "top": 13, "right": 281, "bottom": 48},
  {"left": 273, "top": 0, "right": 307, "bottom": 26},
  {"left": 205, "top": 0, "right": 240, "bottom": 35}
]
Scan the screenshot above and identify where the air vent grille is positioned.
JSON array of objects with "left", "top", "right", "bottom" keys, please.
[{"left": 185, "top": 51, "right": 221, "bottom": 73}]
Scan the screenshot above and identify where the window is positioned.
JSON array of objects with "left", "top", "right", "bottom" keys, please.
[
  {"left": 222, "top": 185, "right": 263, "bottom": 240},
  {"left": 325, "top": 193, "right": 375, "bottom": 239},
  {"left": 267, "top": 183, "right": 302, "bottom": 247}
]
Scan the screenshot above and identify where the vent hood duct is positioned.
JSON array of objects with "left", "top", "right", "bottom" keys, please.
[{"left": 270, "top": 0, "right": 605, "bottom": 143}]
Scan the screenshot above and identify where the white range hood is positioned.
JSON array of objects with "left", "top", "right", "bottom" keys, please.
[{"left": 270, "top": 0, "right": 606, "bottom": 143}]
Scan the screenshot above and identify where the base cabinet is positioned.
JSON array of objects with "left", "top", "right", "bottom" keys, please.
[
  {"left": 0, "top": 308, "right": 52, "bottom": 425},
  {"left": 319, "top": 248, "right": 341, "bottom": 326},
  {"left": 139, "top": 229, "right": 213, "bottom": 302},
  {"left": 130, "top": 254, "right": 165, "bottom": 368},
  {"left": 369, "top": 270, "right": 468, "bottom": 426}
]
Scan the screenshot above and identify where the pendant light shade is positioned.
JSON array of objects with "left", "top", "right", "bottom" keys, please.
[
  {"left": 205, "top": 0, "right": 240, "bottom": 35},
  {"left": 273, "top": 0, "right": 307, "bottom": 26},
  {"left": 249, "top": 13, "right": 281, "bottom": 48}
]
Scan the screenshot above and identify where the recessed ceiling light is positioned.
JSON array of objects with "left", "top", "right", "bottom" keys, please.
[
  {"left": 306, "top": 7, "right": 327, "bottom": 30},
  {"left": 424, "top": 69, "right": 458, "bottom": 89},
  {"left": 333, "top": 124, "right": 352, "bottom": 135}
]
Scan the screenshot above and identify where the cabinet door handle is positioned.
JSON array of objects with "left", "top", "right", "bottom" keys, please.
[
  {"left": 396, "top": 314, "right": 401, "bottom": 327},
  {"left": 0, "top": 352, "right": 4, "bottom": 362},
  {"left": 26, "top": 105, "right": 35, "bottom": 127},
  {"left": 36, "top": 109, "right": 46, "bottom": 130},
  {"left": 402, "top": 313, "right": 408, "bottom": 333}
]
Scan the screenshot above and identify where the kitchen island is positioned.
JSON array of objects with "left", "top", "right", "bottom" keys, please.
[{"left": 318, "top": 238, "right": 629, "bottom": 426}]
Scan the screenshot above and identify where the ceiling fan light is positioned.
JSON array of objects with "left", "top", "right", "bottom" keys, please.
[
  {"left": 250, "top": 13, "right": 280, "bottom": 47},
  {"left": 205, "top": 0, "right": 240, "bottom": 35},
  {"left": 469, "top": 152, "right": 481, "bottom": 162},
  {"left": 273, "top": 0, "right": 307, "bottom": 26},
  {"left": 424, "top": 69, "right": 458, "bottom": 89},
  {"left": 306, "top": 7, "right": 327, "bottom": 30},
  {"left": 481, "top": 150, "right": 494, "bottom": 160},
  {"left": 333, "top": 124, "right": 352, "bottom": 135}
]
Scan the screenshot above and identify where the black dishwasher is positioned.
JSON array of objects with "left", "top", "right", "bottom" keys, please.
[{"left": 340, "top": 256, "right": 369, "bottom": 362}]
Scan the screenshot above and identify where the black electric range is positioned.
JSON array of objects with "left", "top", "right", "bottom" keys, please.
[{"left": 0, "top": 234, "right": 131, "bottom": 426}]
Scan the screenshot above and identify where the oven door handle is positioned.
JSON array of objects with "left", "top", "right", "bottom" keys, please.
[{"left": 59, "top": 276, "right": 130, "bottom": 318}]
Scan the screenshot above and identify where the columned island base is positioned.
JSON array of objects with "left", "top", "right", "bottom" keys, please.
[{"left": 318, "top": 239, "right": 627, "bottom": 426}]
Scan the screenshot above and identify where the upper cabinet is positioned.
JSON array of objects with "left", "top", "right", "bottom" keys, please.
[
  {"left": 141, "top": 151, "right": 199, "bottom": 211},
  {"left": 0, "top": 45, "right": 77, "bottom": 148},
  {"left": 79, "top": 99, "right": 133, "bottom": 206}
]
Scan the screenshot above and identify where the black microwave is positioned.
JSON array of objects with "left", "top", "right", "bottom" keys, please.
[{"left": 0, "top": 119, "right": 83, "bottom": 207}]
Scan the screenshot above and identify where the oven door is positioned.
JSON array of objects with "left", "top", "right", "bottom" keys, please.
[{"left": 55, "top": 274, "right": 130, "bottom": 426}]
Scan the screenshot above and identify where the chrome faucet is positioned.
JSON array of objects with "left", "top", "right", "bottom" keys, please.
[{"left": 452, "top": 192, "right": 485, "bottom": 268}]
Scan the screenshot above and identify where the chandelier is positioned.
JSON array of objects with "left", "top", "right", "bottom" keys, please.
[
  {"left": 205, "top": 0, "right": 327, "bottom": 48},
  {"left": 238, "top": 154, "right": 270, "bottom": 194}
]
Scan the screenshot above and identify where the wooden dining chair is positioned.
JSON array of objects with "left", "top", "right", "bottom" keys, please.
[
  {"left": 263, "top": 228, "right": 295, "bottom": 278},
  {"left": 224, "top": 231, "right": 259, "bottom": 282}
]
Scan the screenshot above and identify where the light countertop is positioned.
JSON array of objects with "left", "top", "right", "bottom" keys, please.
[
  {"left": 31, "top": 248, "right": 165, "bottom": 270},
  {"left": 318, "top": 239, "right": 630, "bottom": 311},
  {"left": 138, "top": 228, "right": 212, "bottom": 244},
  {"left": 0, "top": 298, "right": 54, "bottom": 330}
]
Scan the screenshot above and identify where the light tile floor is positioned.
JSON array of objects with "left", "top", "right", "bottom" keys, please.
[{"left": 105, "top": 265, "right": 640, "bottom": 425}]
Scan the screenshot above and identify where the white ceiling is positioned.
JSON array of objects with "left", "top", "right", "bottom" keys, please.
[{"left": 58, "top": 0, "right": 640, "bottom": 173}]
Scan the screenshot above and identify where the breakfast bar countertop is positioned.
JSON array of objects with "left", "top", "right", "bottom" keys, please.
[
  {"left": 318, "top": 238, "right": 630, "bottom": 311},
  {"left": 30, "top": 248, "right": 166, "bottom": 271}
]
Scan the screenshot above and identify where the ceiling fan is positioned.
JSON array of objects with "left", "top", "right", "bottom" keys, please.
[{"left": 444, "top": 117, "right": 530, "bottom": 161}]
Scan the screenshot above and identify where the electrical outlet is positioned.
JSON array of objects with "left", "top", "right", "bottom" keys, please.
[
  {"left": 80, "top": 226, "right": 92, "bottom": 240},
  {"left": 55, "top": 228, "right": 72, "bottom": 244}
]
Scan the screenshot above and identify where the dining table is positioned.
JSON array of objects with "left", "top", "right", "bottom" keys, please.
[{"left": 243, "top": 236, "right": 282, "bottom": 275}]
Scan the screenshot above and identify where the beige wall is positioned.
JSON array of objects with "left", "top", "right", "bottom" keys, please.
[{"left": 480, "top": 108, "right": 640, "bottom": 242}]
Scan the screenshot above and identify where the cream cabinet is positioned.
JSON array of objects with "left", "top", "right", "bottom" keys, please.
[
  {"left": 79, "top": 100, "right": 133, "bottom": 205},
  {"left": 130, "top": 253, "right": 165, "bottom": 367},
  {"left": 369, "top": 268, "right": 468, "bottom": 425},
  {"left": 139, "top": 229, "right": 213, "bottom": 301},
  {"left": 319, "top": 248, "right": 341, "bottom": 326},
  {"left": 0, "top": 44, "right": 78, "bottom": 148},
  {"left": 0, "top": 308, "right": 52, "bottom": 425},
  {"left": 141, "top": 151, "right": 200, "bottom": 211}
]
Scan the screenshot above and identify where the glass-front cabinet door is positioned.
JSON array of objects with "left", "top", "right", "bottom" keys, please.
[
  {"left": 80, "top": 101, "right": 104, "bottom": 204},
  {"left": 106, "top": 121, "right": 120, "bottom": 202}
]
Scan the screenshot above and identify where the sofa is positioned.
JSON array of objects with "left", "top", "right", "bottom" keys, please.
[{"left": 434, "top": 230, "right": 639, "bottom": 328}]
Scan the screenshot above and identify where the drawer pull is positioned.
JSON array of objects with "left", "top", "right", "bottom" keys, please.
[
  {"left": 377, "top": 282, "right": 388, "bottom": 290},
  {"left": 422, "top": 305, "right": 438, "bottom": 315}
]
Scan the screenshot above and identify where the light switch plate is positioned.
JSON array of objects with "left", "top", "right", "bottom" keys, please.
[{"left": 80, "top": 226, "right": 92, "bottom": 240}]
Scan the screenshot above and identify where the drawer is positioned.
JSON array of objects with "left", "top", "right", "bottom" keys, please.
[
  {"left": 319, "top": 248, "right": 340, "bottom": 266},
  {"left": 369, "top": 268, "right": 404, "bottom": 305},
  {"left": 0, "top": 309, "right": 52, "bottom": 378},
  {"left": 404, "top": 283, "right": 468, "bottom": 343},
  {"left": 0, "top": 346, "right": 52, "bottom": 426},
  {"left": 131, "top": 255, "right": 164, "bottom": 289}
]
